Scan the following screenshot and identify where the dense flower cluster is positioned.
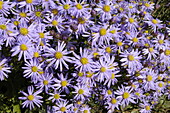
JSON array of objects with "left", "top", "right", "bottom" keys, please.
[{"left": 0, "top": 0, "right": 170, "bottom": 113}]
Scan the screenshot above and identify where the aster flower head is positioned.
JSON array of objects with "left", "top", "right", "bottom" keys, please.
[
  {"left": 139, "top": 100, "right": 153, "bottom": 113},
  {"left": 11, "top": 39, "right": 33, "bottom": 61},
  {"left": 93, "top": 54, "right": 118, "bottom": 82},
  {"left": 48, "top": 89, "right": 65, "bottom": 103},
  {"left": 53, "top": 73, "right": 72, "bottom": 94},
  {"left": 73, "top": 47, "right": 94, "bottom": 72},
  {"left": 120, "top": 49, "right": 143, "bottom": 73},
  {"left": 95, "top": 0, "right": 114, "bottom": 21},
  {"left": 0, "top": 59, "right": 11, "bottom": 81},
  {"left": 22, "top": 59, "right": 43, "bottom": 83},
  {"left": 19, "top": 86, "right": 43, "bottom": 110},
  {"left": 115, "top": 85, "right": 136, "bottom": 108},
  {"left": 73, "top": 84, "right": 90, "bottom": 101},
  {"left": 44, "top": 41, "right": 72, "bottom": 72},
  {"left": 53, "top": 100, "right": 72, "bottom": 113},
  {"left": 35, "top": 73, "right": 54, "bottom": 93}
]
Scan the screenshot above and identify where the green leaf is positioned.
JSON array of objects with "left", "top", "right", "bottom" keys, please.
[{"left": 13, "top": 104, "right": 21, "bottom": 113}]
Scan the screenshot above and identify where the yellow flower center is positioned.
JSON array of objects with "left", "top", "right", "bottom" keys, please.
[
  {"left": 103, "top": 5, "right": 111, "bottom": 12},
  {"left": 145, "top": 106, "right": 150, "bottom": 110},
  {"left": 78, "top": 72, "right": 83, "bottom": 77},
  {"left": 93, "top": 52, "right": 99, "bottom": 57},
  {"left": 31, "top": 66, "right": 38, "bottom": 72},
  {"left": 19, "top": 12, "right": 27, "bottom": 17},
  {"left": 78, "top": 17, "right": 86, "bottom": 24},
  {"left": 78, "top": 89, "right": 84, "bottom": 94},
  {"left": 164, "top": 49, "right": 170, "bottom": 56},
  {"left": 158, "top": 83, "right": 163, "bottom": 87},
  {"left": 129, "top": 18, "right": 134, "bottom": 23},
  {"left": 51, "top": 9, "right": 58, "bottom": 15},
  {"left": 34, "top": 52, "right": 39, "bottom": 58},
  {"left": 20, "top": 44, "right": 28, "bottom": 51},
  {"left": 100, "top": 67, "right": 106, "bottom": 72},
  {"left": 20, "top": 28, "right": 29, "bottom": 36},
  {"left": 157, "top": 75, "right": 162, "bottom": 80},
  {"left": 110, "top": 29, "right": 116, "bottom": 34},
  {"left": 111, "top": 98, "right": 117, "bottom": 104},
  {"left": 61, "top": 80, "right": 67, "bottom": 87},
  {"left": 0, "top": 66, "right": 3, "bottom": 70},
  {"left": 27, "top": 95, "right": 34, "bottom": 101},
  {"left": 63, "top": 4, "right": 70, "bottom": 10},
  {"left": 83, "top": 110, "right": 88, "bottom": 113},
  {"left": 128, "top": 55, "right": 135, "bottom": 61},
  {"left": 40, "top": 41, "right": 44, "bottom": 46},
  {"left": 148, "top": 47, "right": 154, "bottom": 53},
  {"left": 117, "top": 42, "right": 123, "bottom": 46},
  {"left": 158, "top": 39, "right": 164, "bottom": 44},
  {"left": 73, "top": 108, "right": 78, "bottom": 111},
  {"left": 76, "top": 3, "right": 83, "bottom": 10},
  {"left": 52, "top": 20, "right": 58, "bottom": 26},
  {"left": 152, "top": 19, "right": 158, "bottom": 24},
  {"left": 54, "top": 94, "right": 60, "bottom": 99},
  {"left": 99, "top": 28, "right": 107, "bottom": 36},
  {"left": 126, "top": 32, "right": 130, "bottom": 35},
  {"left": 107, "top": 90, "right": 112, "bottom": 95},
  {"left": 119, "top": 7, "right": 124, "bottom": 11},
  {"left": 35, "top": 11, "right": 41, "bottom": 17},
  {"left": 135, "top": 92, "right": 140, "bottom": 96},
  {"left": 129, "top": 6, "right": 133, "bottom": 9},
  {"left": 80, "top": 57, "right": 88, "bottom": 65},
  {"left": 26, "top": 0, "right": 33, "bottom": 3},
  {"left": 123, "top": 92, "right": 130, "bottom": 99},
  {"left": 0, "top": 1, "right": 3, "bottom": 9},
  {"left": 60, "top": 107, "right": 66, "bottom": 112},
  {"left": 55, "top": 52, "right": 63, "bottom": 59},
  {"left": 0, "top": 24, "right": 7, "bottom": 30},
  {"left": 39, "top": 32, "right": 45, "bottom": 38},
  {"left": 145, "top": 3, "right": 150, "bottom": 7},
  {"left": 111, "top": 73, "right": 115, "bottom": 79},
  {"left": 86, "top": 72, "right": 93, "bottom": 78},
  {"left": 132, "top": 37, "right": 138, "bottom": 42},
  {"left": 105, "top": 47, "right": 112, "bottom": 53},
  {"left": 13, "top": 21, "right": 20, "bottom": 26},
  {"left": 146, "top": 75, "right": 152, "bottom": 82},
  {"left": 43, "top": 80, "right": 49, "bottom": 85},
  {"left": 38, "top": 70, "right": 44, "bottom": 74}
]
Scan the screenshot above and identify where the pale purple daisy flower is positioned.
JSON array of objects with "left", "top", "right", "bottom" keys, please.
[
  {"left": 139, "top": 100, "right": 153, "bottom": 113},
  {"left": 0, "top": 59, "right": 11, "bottom": 81},
  {"left": 93, "top": 54, "right": 118, "bottom": 82},
  {"left": 106, "top": 95, "right": 120, "bottom": 112},
  {"left": 72, "top": 47, "right": 94, "bottom": 72},
  {"left": 35, "top": 73, "right": 54, "bottom": 93},
  {"left": 53, "top": 100, "right": 72, "bottom": 113},
  {"left": 19, "top": 86, "right": 43, "bottom": 110},
  {"left": 115, "top": 85, "right": 136, "bottom": 108},
  {"left": 44, "top": 15, "right": 65, "bottom": 33},
  {"left": 144, "top": 17, "right": 162, "bottom": 32},
  {"left": 22, "top": 59, "right": 43, "bottom": 83},
  {"left": 138, "top": 68, "right": 157, "bottom": 91},
  {"left": 48, "top": 89, "right": 65, "bottom": 103},
  {"left": 104, "top": 70, "right": 121, "bottom": 88},
  {"left": 73, "top": 84, "right": 90, "bottom": 101},
  {"left": 142, "top": 46, "right": 158, "bottom": 60},
  {"left": 11, "top": 39, "right": 33, "bottom": 61},
  {"left": 120, "top": 49, "right": 143, "bottom": 73},
  {"left": 53, "top": 73, "right": 72, "bottom": 94},
  {"left": 95, "top": 0, "right": 114, "bottom": 21},
  {"left": 70, "top": 0, "right": 91, "bottom": 18},
  {"left": 44, "top": 41, "right": 72, "bottom": 72}
]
